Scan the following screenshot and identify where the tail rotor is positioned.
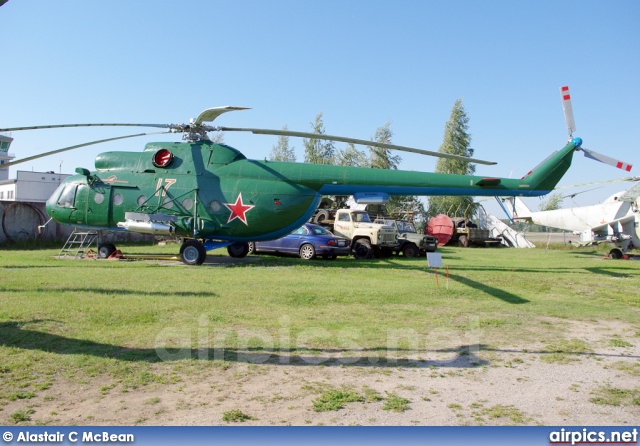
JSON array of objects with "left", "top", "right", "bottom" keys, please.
[{"left": 560, "top": 85, "right": 633, "bottom": 172}]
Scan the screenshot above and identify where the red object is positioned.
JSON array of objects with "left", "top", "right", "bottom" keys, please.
[
  {"left": 152, "top": 149, "right": 174, "bottom": 168},
  {"left": 426, "top": 214, "right": 455, "bottom": 246},
  {"left": 224, "top": 193, "right": 255, "bottom": 225},
  {"left": 108, "top": 249, "right": 124, "bottom": 259}
]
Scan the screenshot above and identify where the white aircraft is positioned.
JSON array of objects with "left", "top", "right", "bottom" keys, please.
[{"left": 511, "top": 181, "right": 640, "bottom": 258}]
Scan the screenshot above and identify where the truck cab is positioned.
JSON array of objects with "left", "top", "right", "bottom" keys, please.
[{"left": 332, "top": 209, "right": 398, "bottom": 259}]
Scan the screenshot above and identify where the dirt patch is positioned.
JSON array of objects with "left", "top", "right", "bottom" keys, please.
[{"left": 5, "top": 319, "right": 639, "bottom": 426}]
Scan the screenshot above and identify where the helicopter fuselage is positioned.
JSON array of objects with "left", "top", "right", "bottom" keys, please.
[{"left": 45, "top": 139, "right": 581, "bottom": 242}]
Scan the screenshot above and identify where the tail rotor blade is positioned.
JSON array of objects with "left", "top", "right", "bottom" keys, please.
[
  {"left": 560, "top": 86, "right": 576, "bottom": 137},
  {"left": 581, "top": 147, "right": 633, "bottom": 172}
]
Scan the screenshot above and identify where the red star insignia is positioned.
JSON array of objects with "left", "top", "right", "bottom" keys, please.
[{"left": 224, "top": 193, "right": 255, "bottom": 225}]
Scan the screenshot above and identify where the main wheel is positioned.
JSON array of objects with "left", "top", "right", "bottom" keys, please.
[
  {"left": 97, "top": 243, "right": 116, "bottom": 259},
  {"left": 180, "top": 240, "right": 207, "bottom": 265},
  {"left": 458, "top": 235, "right": 469, "bottom": 247},
  {"left": 609, "top": 248, "right": 623, "bottom": 259},
  {"left": 299, "top": 243, "right": 316, "bottom": 260},
  {"left": 402, "top": 243, "right": 420, "bottom": 258},
  {"left": 352, "top": 239, "right": 373, "bottom": 260},
  {"left": 227, "top": 242, "right": 250, "bottom": 258}
]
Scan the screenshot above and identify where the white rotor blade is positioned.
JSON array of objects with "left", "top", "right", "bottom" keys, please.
[
  {"left": 555, "top": 176, "right": 640, "bottom": 190},
  {"left": 617, "top": 182, "right": 640, "bottom": 202},
  {"left": 560, "top": 85, "right": 576, "bottom": 137},
  {"left": 194, "top": 106, "right": 250, "bottom": 126},
  {"left": 581, "top": 148, "right": 633, "bottom": 172}
]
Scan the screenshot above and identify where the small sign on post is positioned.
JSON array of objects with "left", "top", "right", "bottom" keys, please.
[
  {"left": 427, "top": 253, "right": 443, "bottom": 288},
  {"left": 426, "top": 252, "right": 443, "bottom": 268}
]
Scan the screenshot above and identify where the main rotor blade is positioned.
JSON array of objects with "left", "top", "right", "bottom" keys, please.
[
  {"left": 194, "top": 106, "right": 250, "bottom": 126},
  {"left": 218, "top": 127, "right": 497, "bottom": 165},
  {"left": 1, "top": 130, "right": 172, "bottom": 168},
  {"left": 0, "top": 123, "right": 172, "bottom": 132}
]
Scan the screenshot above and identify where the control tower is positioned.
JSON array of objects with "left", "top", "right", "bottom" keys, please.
[{"left": 0, "top": 135, "right": 16, "bottom": 181}]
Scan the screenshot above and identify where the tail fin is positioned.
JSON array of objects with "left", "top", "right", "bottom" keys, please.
[
  {"left": 512, "top": 197, "right": 533, "bottom": 220},
  {"left": 520, "top": 138, "right": 581, "bottom": 192}
]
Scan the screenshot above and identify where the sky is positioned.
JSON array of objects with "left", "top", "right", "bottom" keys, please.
[{"left": 1, "top": 0, "right": 639, "bottom": 217}]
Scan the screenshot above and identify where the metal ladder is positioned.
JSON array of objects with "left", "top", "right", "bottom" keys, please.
[{"left": 58, "top": 229, "right": 99, "bottom": 259}]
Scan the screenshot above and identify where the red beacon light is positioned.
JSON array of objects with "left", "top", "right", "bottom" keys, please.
[{"left": 152, "top": 149, "right": 174, "bottom": 168}]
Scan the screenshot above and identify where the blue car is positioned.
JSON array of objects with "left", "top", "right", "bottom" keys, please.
[{"left": 248, "top": 223, "right": 351, "bottom": 260}]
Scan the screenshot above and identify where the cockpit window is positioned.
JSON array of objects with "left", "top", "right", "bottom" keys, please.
[{"left": 57, "top": 184, "right": 78, "bottom": 208}]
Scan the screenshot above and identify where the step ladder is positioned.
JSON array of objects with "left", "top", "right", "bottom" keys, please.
[
  {"left": 477, "top": 206, "right": 536, "bottom": 249},
  {"left": 58, "top": 229, "right": 99, "bottom": 259}
]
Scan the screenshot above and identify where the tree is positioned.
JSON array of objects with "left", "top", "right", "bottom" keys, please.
[
  {"left": 303, "top": 113, "right": 335, "bottom": 165},
  {"left": 366, "top": 122, "right": 426, "bottom": 223},
  {"left": 538, "top": 192, "right": 564, "bottom": 211},
  {"left": 368, "top": 121, "right": 401, "bottom": 170},
  {"left": 269, "top": 125, "right": 296, "bottom": 162},
  {"left": 336, "top": 142, "right": 369, "bottom": 167},
  {"left": 427, "top": 99, "right": 477, "bottom": 218},
  {"left": 210, "top": 132, "right": 225, "bottom": 144}
]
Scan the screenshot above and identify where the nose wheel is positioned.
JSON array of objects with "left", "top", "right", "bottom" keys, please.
[
  {"left": 97, "top": 242, "right": 117, "bottom": 259},
  {"left": 608, "top": 248, "right": 623, "bottom": 259}
]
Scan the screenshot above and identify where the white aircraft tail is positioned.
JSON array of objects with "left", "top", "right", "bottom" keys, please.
[{"left": 512, "top": 197, "right": 533, "bottom": 219}]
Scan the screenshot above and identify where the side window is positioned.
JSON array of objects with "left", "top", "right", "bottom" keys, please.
[
  {"left": 338, "top": 213, "right": 350, "bottom": 222},
  {"left": 57, "top": 184, "right": 78, "bottom": 208},
  {"left": 297, "top": 227, "right": 309, "bottom": 235}
]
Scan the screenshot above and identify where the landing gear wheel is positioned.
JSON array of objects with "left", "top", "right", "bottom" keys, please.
[
  {"left": 180, "top": 240, "right": 207, "bottom": 265},
  {"left": 458, "top": 235, "right": 469, "bottom": 247},
  {"left": 609, "top": 248, "right": 623, "bottom": 259},
  {"left": 299, "top": 244, "right": 316, "bottom": 260},
  {"left": 322, "top": 254, "right": 337, "bottom": 260},
  {"left": 227, "top": 242, "right": 250, "bottom": 258},
  {"left": 247, "top": 242, "right": 255, "bottom": 255},
  {"left": 97, "top": 243, "right": 116, "bottom": 259},
  {"left": 402, "top": 243, "right": 420, "bottom": 258},
  {"left": 352, "top": 239, "right": 373, "bottom": 260}
]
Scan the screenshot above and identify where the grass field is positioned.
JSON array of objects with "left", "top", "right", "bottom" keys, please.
[{"left": 0, "top": 242, "right": 638, "bottom": 425}]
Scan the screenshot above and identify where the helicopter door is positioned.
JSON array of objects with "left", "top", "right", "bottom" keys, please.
[
  {"left": 69, "top": 184, "right": 89, "bottom": 225},
  {"left": 107, "top": 186, "right": 128, "bottom": 227}
]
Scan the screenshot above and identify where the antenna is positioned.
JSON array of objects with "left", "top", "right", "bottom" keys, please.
[{"left": 560, "top": 86, "right": 576, "bottom": 138}]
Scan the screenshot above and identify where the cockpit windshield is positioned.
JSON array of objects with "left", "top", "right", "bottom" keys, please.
[{"left": 56, "top": 183, "right": 78, "bottom": 208}]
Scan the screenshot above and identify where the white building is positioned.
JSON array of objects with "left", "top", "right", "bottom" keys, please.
[
  {"left": 0, "top": 170, "right": 71, "bottom": 202},
  {"left": 0, "top": 135, "right": 72, "bottom": 203}
]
